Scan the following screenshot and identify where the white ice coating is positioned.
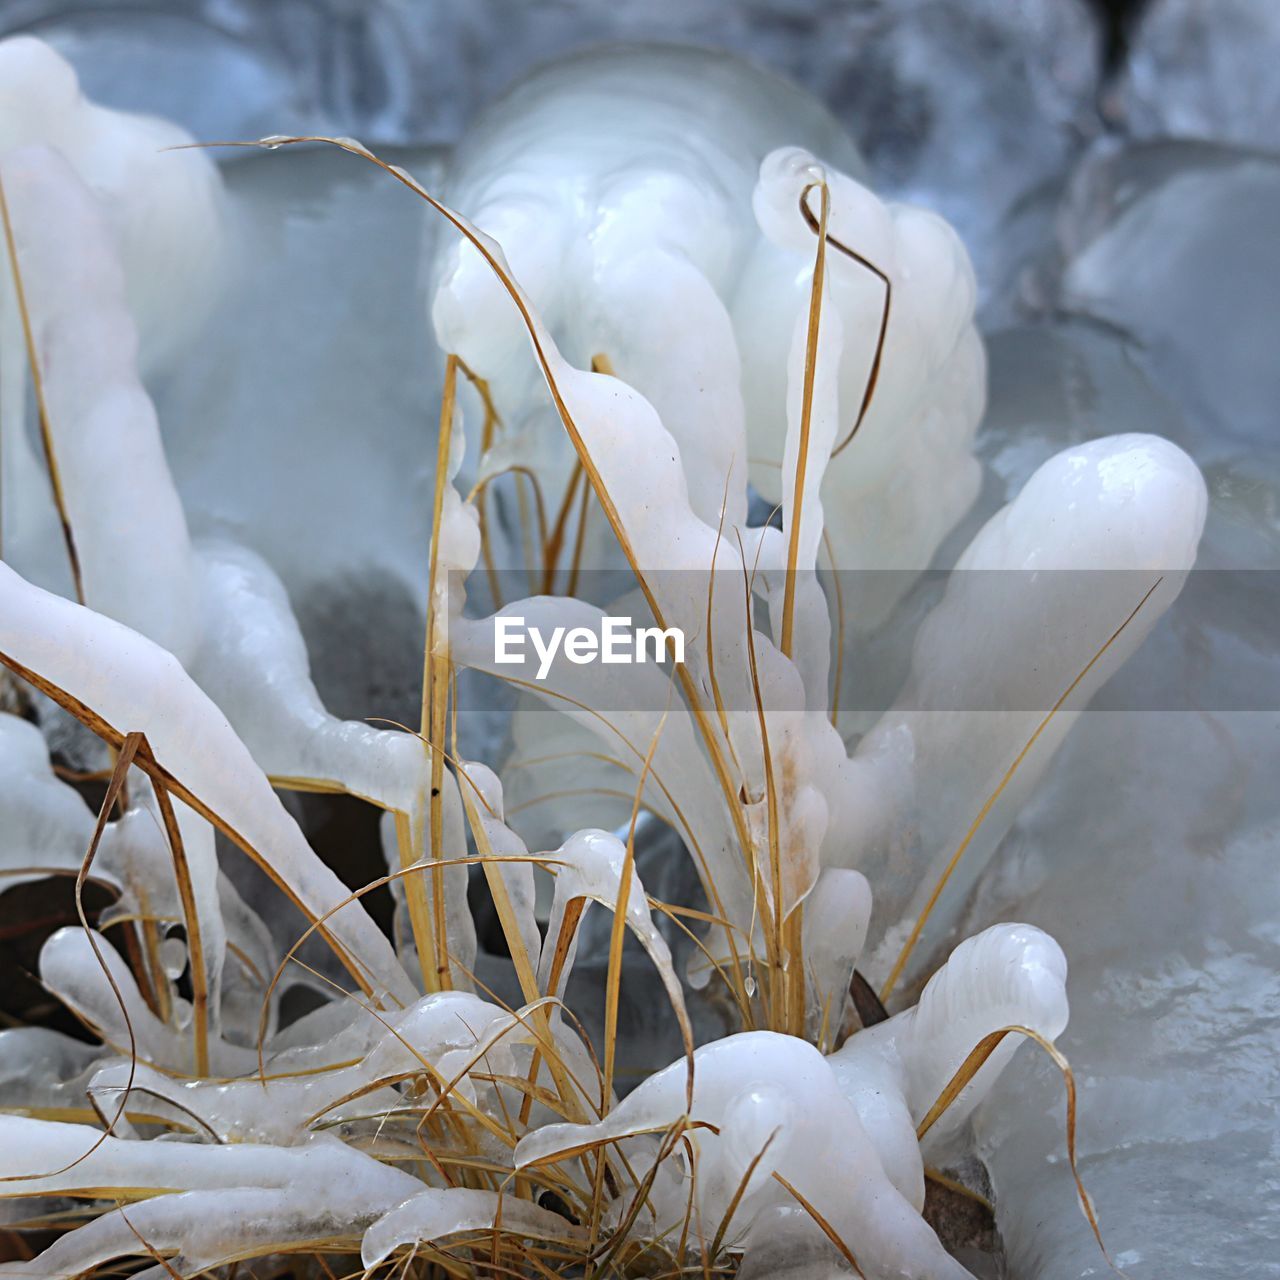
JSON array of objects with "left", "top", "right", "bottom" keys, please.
[
  {"left": 0, "top": 35, "right": 224, "bottom": 372},
  {"left": 435, "top": 78, "right": 1205, "bottom": 1020},
  {"left": 0, "top": 115, "right": 475, "bottom": 991},
  {"left": 361, "top": 1187, "right": 586, "bottom": 1267},
  {"left": 850, "top": 433, "right": 1208, "bottom": 978},
  {"left": 0, "top": 564, "right": 415, "bottom": 1008},
  {"left": 0, "top": 144, "right": 197, "bottom": 646},
  {"left": 539, "top": 828, "right": 676, "bottom": 997},
  {"left": 802, "top": 866, "right": 873, "bottom": 1043},
  {"left": 0, "top": 712, "right": 98, "bottom": 888},
  {"left": 0, "top": 1026, "right": 102, "bottom": 1127},
  {"left": 0, "top": 1119, "right": 420, "bottom": 1279},
  {"left": 736, "top": 145, "right": 986, "bottom": 630},
  {"left": 83, "top": 988, "right": 522, "bottom": 1144},
  {"left": 516, "top": 1031, "right": 971, "bottom": 1280},
  {"left": 38, "top": 926, "right": 253, "bottom": 1077},
  {"left": 830, "top": 924, "right": 1068, "bottom": 1205},
  {"left": 433, "top": 45, "right": 862, "bottom": 532},
  {"left": 0, "top": 711, "right": 236, "bottom": 1045},
  {"left": 458, "top": 760, "right": 542, "bottom": 972},
  {"left": 0, "top": 34, "right": 1226, "bottom": 1280},
  {"left": 0, "top": 1113, "right": 420, "bottom": 1200}
]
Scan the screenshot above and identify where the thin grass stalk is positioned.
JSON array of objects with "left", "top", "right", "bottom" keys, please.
[
  {"left": 770, "top": 1172, "right": 867, "bottom": 1279},
  {"left": 880, "top": 577, "right": 1164, "bottom": 1000},
  {"left": 145, "top": 749, "right": 212, "bottom": 1076},
  {"left": 542, "top": 459, "right": 583, "bottom": 594},
  {"left": 735, "top": 532, "right": 786, "bottom": 1024},
  {"left": 779, "top": 180, "right": 828, "bottom": 661},
  {"left": 407, "top": 353, "right": 466, "bottom": 994},
  {"left": 797, "top": 189, "right": 892, "bottom": 459},
  {"left": 194, "top": 136, "right": 767, "bottom": 978},
  {"left": 914, "top": 1024, "right": 1125, "bottom": 1276}
]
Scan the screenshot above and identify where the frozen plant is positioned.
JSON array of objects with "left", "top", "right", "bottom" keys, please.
[{"left": 0, "top": 37, "right": 1205, "bottom": 1279}]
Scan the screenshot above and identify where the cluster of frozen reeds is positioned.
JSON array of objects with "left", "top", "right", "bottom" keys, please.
[{"left": 0, "top": 37, "right": 1205, "bottom": 1280}]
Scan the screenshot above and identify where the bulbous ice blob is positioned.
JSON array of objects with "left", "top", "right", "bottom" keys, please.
[
  {"left": 39, "top": 926, "right": 253, "bottom": 1077},
  {"left": 0, "top": 145, "right": 198, "bottom": 656},
  {"left": 735, "top": 144, "right": 985, "bottom": 631},
  {"left": 86, "top": 989, "right": 520, "bottom": 1145},
  {"left": 431, "top": 43, "right": 861, "bottom": 534},
  {"left": 190, "top": 541, "right": 427, "bottom": 812},
  {"left": 0, "top": 1119, "right": 419, "bottom": 1279},
  {"left": 847, "top": 433, "right": 1207, "bottom": 980},
  {"left": 802, "top": 866, "right": 872, "bottom": 1044},
  {"left": 0, "top": 1026, "right": 100, "bottom": 1115},
  {"left": 0, "top": 34, "right": 224, "bottom": 371},
  {"left": 516, "top": 1030, "right": 971, "bottom": 1278},
  {"left": 538, "top": 829, "right": 690, "bottom": 1061},
  {"left": 831, "top": 924, "right": 1068, "bottom": 1202}
]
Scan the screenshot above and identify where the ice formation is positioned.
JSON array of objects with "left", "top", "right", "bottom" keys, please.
[
  {"left": 1117, "top": 0, "right": 1280, "bottom": 153},
  {"left": 0, "top": 31, "right": 1220, "bottom": 1280}
]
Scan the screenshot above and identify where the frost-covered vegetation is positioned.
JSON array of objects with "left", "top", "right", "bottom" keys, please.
[{"left": 0, "top": 35, "right": 1211, "bottom": 1280}]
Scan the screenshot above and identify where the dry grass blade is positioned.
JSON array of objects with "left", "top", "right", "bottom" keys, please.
[
  {"left": 769, "top": 1172, "right": 867, "bottom": 1279},
  {"left": 707, "top": 1126, "right": 780, "bottom": 1260},
  {"left": 456, "top": 774, "right": 539, "bottom": 1008},
  {"left": 797, "top": 185, "right": 891, "bottom": 459},
  {"left": 118, "top": 1207, "right": 183, "bottom": 1278},
  {"left": 881, "top": 576, "right": 1165, "bottom": 1001},
  {"left": 734, "top": 530, "right": 786, "bottom": 1026},
  {"left": 182, "top": 134, "right": 767, "bottom": 959},
  {"left": 417, "top": 352, "right": 463, "bottom": 994},
  {"left": 0, "top": 646, "right": 383, "bottom": 1001},
  {"left": 779, "top": 179, "right": 829, "bottom": 662},
  {"left": 136, "top": 736, "right": 211, "bottom": 1076},
  {"left": 454, "top": 770, "right": 584, "bottom": 1129},
  {"left": 914, "top": 1024, "right": 1126, "bottom": 1277}
]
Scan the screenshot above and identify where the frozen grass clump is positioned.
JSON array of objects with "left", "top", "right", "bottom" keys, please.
[{"left": 0, "top": 37, "right": 1206, "bottom": 1279}]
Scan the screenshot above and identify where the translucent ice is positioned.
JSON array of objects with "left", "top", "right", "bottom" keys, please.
[{"left": 1117, "top": 0, "right": 1280, "bottom": 154}]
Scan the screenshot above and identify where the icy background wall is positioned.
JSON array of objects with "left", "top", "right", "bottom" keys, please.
[{"left": 0, "top": 2, "right": 1278, "bottom": 1278}]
